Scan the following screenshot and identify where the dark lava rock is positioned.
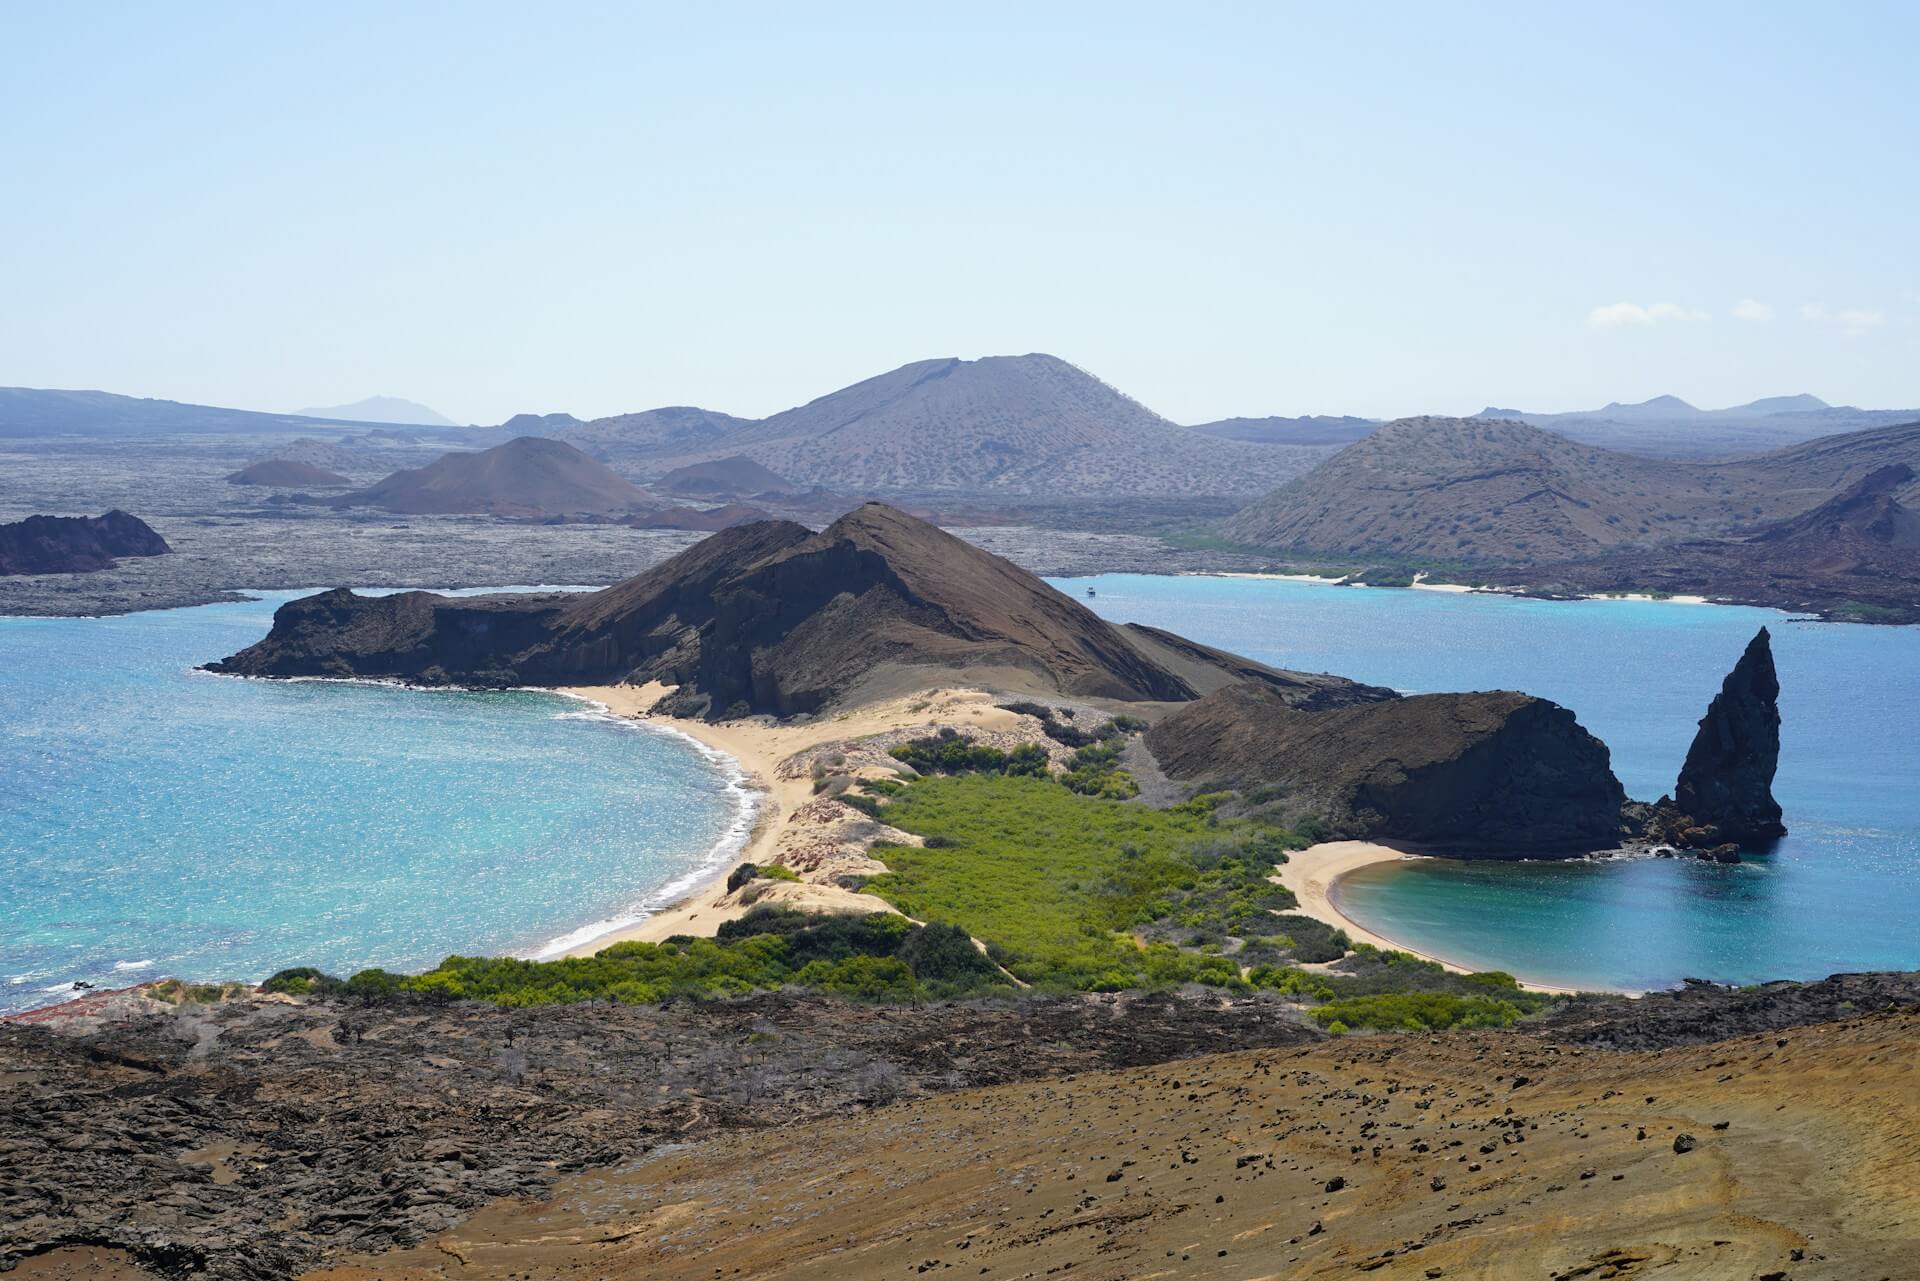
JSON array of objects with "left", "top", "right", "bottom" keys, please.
[
  {"left": 0, "top": 988, "right": 1323, "bottom": 1280},
  {"left": 1665, "top": 627, "right": 1786, "bottom": 849},
  {"left": 0, "top": 510, "right": 171, "bottom": 575},
  {"left": 1672, "top": 1133, "right": 1697, "bottom": 1153},
  {"left": 1534, "top": 970, "right": 1920, "bottom": 1051},
  {"left": 206, "top": 504, "right": 1387, "bottom": 717},
  {"left": 1144, "top": 680, "right": 1626, "bottom": 853}
]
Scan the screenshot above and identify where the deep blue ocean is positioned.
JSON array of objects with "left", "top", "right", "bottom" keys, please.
[
  {"left": 0, "top": 591, "right": 753, "bottom": 1014},
  {"left": 1062, "top": 575, "right": 1920, "bottom": 991}
]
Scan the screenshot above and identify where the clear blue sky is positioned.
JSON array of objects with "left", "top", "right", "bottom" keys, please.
[{"left": 2, "top": 1, "right": 1915, "bottom": 424}]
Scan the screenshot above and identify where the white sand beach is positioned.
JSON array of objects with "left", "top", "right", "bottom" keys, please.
[
  {"left": 1277, "top": 841, "right": 1588, "bottom": 995},
  {"left": 553, "top": 685, "right": 1040, "bottom": 955}
]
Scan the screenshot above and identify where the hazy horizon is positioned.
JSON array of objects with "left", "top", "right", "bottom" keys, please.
[
  {"left": 3, "top": 2, "right": 1914, "bottom": 424},
  {"left": 5, "top": 356, "right": 1912, "bottom": 431}
]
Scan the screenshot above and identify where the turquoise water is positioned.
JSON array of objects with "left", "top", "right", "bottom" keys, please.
[
  {"left": 0, "top": 591, "right": 752, "bottom": 1015},
  {"left": 1059, "top": 575, "right": 1920, "bottom": 991}
]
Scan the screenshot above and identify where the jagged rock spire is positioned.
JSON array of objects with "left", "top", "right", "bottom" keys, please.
[{"left": 1672, "top": 627, "right": 1786, "bottom": 848}]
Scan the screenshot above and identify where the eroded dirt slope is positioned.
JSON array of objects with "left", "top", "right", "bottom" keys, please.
[{"left": 308, "top": 1013, "right": 1918, "bottom": 1281}]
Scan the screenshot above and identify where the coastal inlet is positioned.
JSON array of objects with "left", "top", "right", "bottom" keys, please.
[
  {"left": 1065, "top": 571, "right": 1920, "bottom": 991},
  {"left": 0, "top": 591, "right": 752, "bottom": 1015}
]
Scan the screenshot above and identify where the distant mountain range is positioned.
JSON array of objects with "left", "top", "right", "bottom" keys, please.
[
  {"left": 1188, "top": 416, "right": 1380, "bottom": 447},
  {"left": 1473, "top": 394, "right": 1919, "bottom": 457},
  {"left": 0, "top": 387, "right": 471, "bottom": 438},
  {"left": 548, "top": 355, "right": 1328, "bottom": 498},
  {"left": 12, "top": 369, "right": 1920, "bottom": 500},
  {"left": 292, "top": 396, "right": 456, "bottom": 427},
  {"left": 1191, "top": 395, "right": 1920, "bottom": 459}
]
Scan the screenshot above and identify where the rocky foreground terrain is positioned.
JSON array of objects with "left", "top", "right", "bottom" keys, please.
[{"left": 3, "top": 975, "right": 1915, "bottom": 1280}]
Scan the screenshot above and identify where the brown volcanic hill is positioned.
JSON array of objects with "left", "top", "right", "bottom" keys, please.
[
  {"left": 553, "top": 405, "right": 755, "bottom": 464},
  {"left": 1145, "top": 680, "right": 1627, "bottom": 852},
  {"left": 327, "top": 436, "right": 652, "bottom": 517},
  {"left": 1750, "top": 462, "right": 1920, "bottom": 547},
  {"left": 1223, "top": 415, "right": 1920, "bottom": 563},
  {"left": 1504, "top": 460, "right": 1920, "bottom": 622},
  {"left": 208, "top": 504, "right": 1389, "bottom": 717},
  {"left": 225, "top": 459, "right": 351, "bottom": 487},
  {"left": 586, "top": 355, "right": 1330, "bottom": 498},
  {"left": 655, "top": 455, "right": 795, "bottom": 498},
  {"left": 0, "top": 510, "right": 171, "bottom": 575},
  {"left": 1223, "top": 416, "right": 1732, "bottom": 561}
]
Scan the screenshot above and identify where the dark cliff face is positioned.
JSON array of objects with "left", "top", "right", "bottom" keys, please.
[
  {"left": 208, "top": 505, "right": 1377, "bottom": 717},
  {"left": 0, "top": 510, "right": 171, "bottom": 575},
  {"left": 1666, "top": 627, "right": 1786, "bottom": 848},
  {"left": 1145, "top": 681, "right": 1628, "bottom": 853}
]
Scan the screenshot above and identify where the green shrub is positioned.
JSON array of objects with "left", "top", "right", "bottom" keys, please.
[
  {"left": 261, "top": 966, "right": 335, "bottom": 997},
  {"left": 1308, "top": 992, "right": 1523, "bottom": 1032},
  {"left": 791, "top": 954, "right": 920, "bottom": 1000},
  {"left": 896, "top": 921, "right": 1005, "bottom": 993}
]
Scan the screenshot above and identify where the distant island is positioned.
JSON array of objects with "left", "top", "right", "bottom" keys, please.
[
  {"left": 1222, "top": 415, "right": 1920, "bottom": 623},
  {"left": 292, "top": 395, "right": 456, "bottom": 427},
  {"left": 0, "top": 510, "right": 170, "bottom": 575}
]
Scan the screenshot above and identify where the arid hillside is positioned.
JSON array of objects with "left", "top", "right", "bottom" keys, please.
[
  {"left": 554, "top": 405, "right": 754, "bottom": 463},
  {"left": 1224, "top": 415, "right": 1920, "bottom": 563},
  {"left": 325, "top": 436, "right": 652, "bottom": 518}
]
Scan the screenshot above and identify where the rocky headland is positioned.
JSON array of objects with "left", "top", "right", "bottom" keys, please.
[
  {"left": 1146, "top": 626, "right": 1785, "bottom": 860},
  {"left": 1145, "top": 683, "right": 1628, "bottom": 853},
  {"left": 207, "top": 503, "right": 1391, "bottom": 717}
]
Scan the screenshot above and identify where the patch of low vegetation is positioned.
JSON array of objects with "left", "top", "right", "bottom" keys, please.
[
  {"left": 1829, "top": 600, "right": 1912, "bottom": 624},
  {"left": 1232, "top": 914, "right": 1352, "bottom": 965},
  {"left": 889, "top": 728, "right": 1051, "bottom": 777},
  {"left": 997, "top": 702, "right": 1147, "bottom": 748},
  {"left": 1310, "top": 991, "right": 1525, "bottom": 1032},
  {"left": 148, "top": 978, "right": 250, "bottom": 1005},
  {"left": 860, "top": 775, "right": 1304, "bottom": 990},
  {"left": 260, "top": 907, "right": 1009, "bottom": 1008},
  {"left": 1059, "top": 740, "right": 1140, "bottom": 798}
]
